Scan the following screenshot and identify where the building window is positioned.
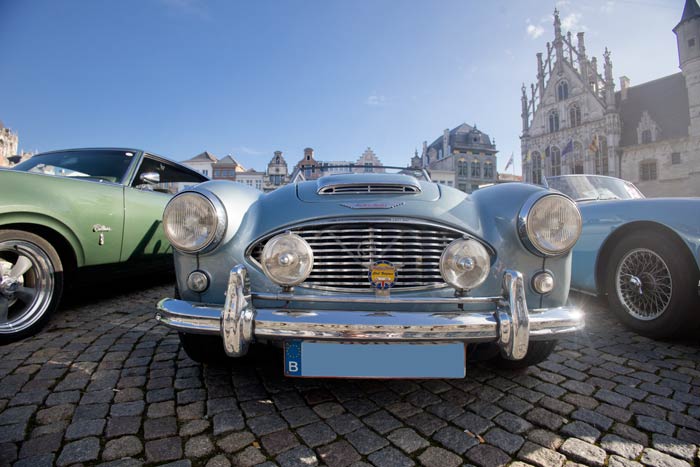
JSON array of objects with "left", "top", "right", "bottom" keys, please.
[
  {"left": 557, "top": 81, "right": 569, "bottom": 101},
  {"left": 593, "top": 136, "right": 608, "bottom": 175},
  {"left": 255, "top": 180, "right": 262, "bottom": 190},
  {"left": 548, "top": 111, "right": 560, "bottom": 133},
  {"left": 569, "top": 104, "right": 581, "bottom": 127},
  {"left": 202, "top": 169, "right": 208, "bottom": 176},
  {"left": 214, "top": 170, "right": 220, "bottom": 177},
  {"left": 471, "top": 184, "right": 479, "bottom": 191},
  {"left": 470, "top": 160, "right": 481, "bottom": 178},
  {"left": 640, "top": 161, "right": 657, "bottom": 181},
  {"left": 571, "top": 141, "right": 584, "bottom": 174},
  {"left": 671, "top": 152, "right": 681, "bottom": 164},
  {"left": 549, "top": 146, "right": 561, "bottom": 176},
  {"left": 447, "top": 181, "right": 453, "bottom": 186},
  {"left": 531, "top": 151, "right": 542, "bottom": 185},
  {"left": 483, "top": 162, "right": 494, "bottom": 179},
  {"left": 641, "top": 129, "right": 652, "bottom": 144},
  {"left": 458, "top": 183, "right": 467, "bottom": 192},
  {"left": 689, "top": 38, "right": 696, "bottom": 47},
  {"left": 457, "top": 160, "right": 467, "bottom": 176}
]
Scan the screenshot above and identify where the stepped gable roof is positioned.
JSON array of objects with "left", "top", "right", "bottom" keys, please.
[
  {"left": 184, "top": 151, "right": 218, "bottom": 163},
  {"left": 617, "top": 72, "right": 689, "bottom": 146}
]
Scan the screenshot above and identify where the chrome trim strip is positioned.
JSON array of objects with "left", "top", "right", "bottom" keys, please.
[{"left": 252, "top": 292, "right": 503, "bottom": 305}]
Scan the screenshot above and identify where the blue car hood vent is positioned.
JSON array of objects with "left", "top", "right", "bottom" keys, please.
[{"left": 316, "top": 174, "right": 422, "bottom": 195}]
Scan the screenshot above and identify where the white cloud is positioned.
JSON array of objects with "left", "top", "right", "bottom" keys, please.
[
  {"left": 601, "top": 1, "right": 615, "bottom": 14},
  {"left": 366, "top": 94, "right": 387, "bottom": 106},
  {"left": 527, "top": 23, "right": 545, "bottom": 39},
  {"left": 561, "top": 12, "right": 586, "bottom": 31},
  {"left": 232, "top": 146, "right": 263, "bottom": 156}
]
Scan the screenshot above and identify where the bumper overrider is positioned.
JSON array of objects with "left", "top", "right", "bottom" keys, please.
[{"left": 155, "top": 265, "right": 584, "bottom": 361}]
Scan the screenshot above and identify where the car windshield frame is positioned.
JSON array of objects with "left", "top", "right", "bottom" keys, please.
[
  {"left": 309, "top": 165, "right": 432, "bottom": 181},
  {"left": 11, "top": 149, "right": 140, "bottom": 185},
  {"left": 546, "top": 175, "right": 645, "bottom": 202}
]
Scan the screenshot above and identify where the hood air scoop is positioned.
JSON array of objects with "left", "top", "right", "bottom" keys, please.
[{"left": 316, "top": 173, "right": 422, "bottom": 195}]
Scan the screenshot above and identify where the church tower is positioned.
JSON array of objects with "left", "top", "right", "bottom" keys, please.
[{"left": 674, "top": 0, "right": 700, "bottom": 136}]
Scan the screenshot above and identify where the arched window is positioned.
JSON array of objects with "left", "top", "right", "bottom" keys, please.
[
  {"left": 548, "top": 111, "right": 560, "bottom": 133},
  {"left": 557, "top": 81, "right": 569, "bottom": 101},
  {"left": 642, "top": 129, "right": 652, "bottom": 144},
  {"left": 531, "top": 151, "right": 542, "bottom": 185},
  {"left": 471, "top": 160, "right": 481, "bottom": 178},
  {"left": 569, "top": 104, "right": 581, "bottom": 127},
  {"left": 594, "top": 135, "right": 609, "bottom": 175},
  {"left": 550, "top": 146, "right": 561, "bottom": 176},
  {"left": 571, "top": 141, "right": 584, "bottom": 174},
  {"left": 483, "top": 161, "right": 494, "bottom": 178}
]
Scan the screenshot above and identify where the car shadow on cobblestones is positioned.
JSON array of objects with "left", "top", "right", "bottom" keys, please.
[{"left": 0, "top": 283, "right": 698, "bottom": 467}]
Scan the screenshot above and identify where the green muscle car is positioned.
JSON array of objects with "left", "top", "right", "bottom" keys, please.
[{"left": 0, "top": 148, "right": 208, "bottom": 342}]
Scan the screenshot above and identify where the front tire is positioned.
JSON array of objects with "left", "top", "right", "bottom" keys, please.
[
  {"left": 0, "top": 230, "right": 64, "bottom": 343},
  {"left": 490, "top": 340, "right": 557, "bottom": 369},
  {"left": 605, "top": 231, "right": 699, "bottom": 338}
]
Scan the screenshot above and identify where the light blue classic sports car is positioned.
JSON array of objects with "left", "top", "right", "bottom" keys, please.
[
  {"left": 155, "top": 167, "right": 584, "bottom": 378},
  {"left": 548, "top": 175, "right": 700, "bottom": 338}
]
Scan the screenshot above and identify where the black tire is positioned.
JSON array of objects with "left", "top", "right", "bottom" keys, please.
[
  {"left": 0, "top": 230, "right": 64, "bottom": 343},
  {"left": 605, "top": 231, "right": 699, "bottom": 338},
  {"left": 179, "top": 333, "right": 230, "bottom": 364},
  {"left": 490, "top": 340, "right": 557, "bottom": 370}
]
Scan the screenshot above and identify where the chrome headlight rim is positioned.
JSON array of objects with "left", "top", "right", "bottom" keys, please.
[
  {"left": 518, "top": 192, "right": 582, "bottom": 257},
  {"left": 439, "top": 237, "right": 492, "bottom": 292},
  {"left": 261, "top": 232, "right": 314, "bottom": 287},
  {"left": 163, "top": 187, "right": 227, "bottom": 254}
]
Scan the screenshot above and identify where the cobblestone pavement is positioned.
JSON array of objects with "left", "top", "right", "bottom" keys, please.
[{"left": 0, "top": 285, "right": 699, "bottom": 467}]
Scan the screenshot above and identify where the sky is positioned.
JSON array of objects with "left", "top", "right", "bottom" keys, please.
[{"left": 0, "top": 0, "right": 684, "bottom": 175}]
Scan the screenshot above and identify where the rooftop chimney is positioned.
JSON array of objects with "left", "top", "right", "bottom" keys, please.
[{"left": 303, "top": 147, "right": 314, "bottom": 160}]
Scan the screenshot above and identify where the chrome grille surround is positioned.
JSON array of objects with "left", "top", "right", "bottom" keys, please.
[
  {"left": 248, "top": 218, "right": 481, "bottom": 292},
  {"left": 318, "top": 183, "right": 421, "bottom": 195}
]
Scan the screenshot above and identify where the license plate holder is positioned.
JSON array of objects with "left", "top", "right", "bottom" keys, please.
[{"left": 283, "top": 340, "right": 466, "bottom": 378}]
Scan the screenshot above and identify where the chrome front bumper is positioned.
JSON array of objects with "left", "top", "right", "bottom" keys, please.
[{"left": 155, "top": 265, "right": 584, "bottom": 361}]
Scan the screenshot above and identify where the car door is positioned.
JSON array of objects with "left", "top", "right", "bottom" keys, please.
[{"left": 121, "top": 154, "right": 207, "bottom": 265}]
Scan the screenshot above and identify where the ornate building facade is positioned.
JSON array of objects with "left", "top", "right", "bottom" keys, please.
[
  {"left": 416, "top": 123, "right": 498, "bottom": 193},
  {"left": 521, "top": 4, "right": 700, "bottom": 197},
  {"left": 0, "top": 122, "right": 19, "bottom": 167}
]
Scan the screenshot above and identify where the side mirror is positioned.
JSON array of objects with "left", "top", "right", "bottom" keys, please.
[{"left": 139, "top": 172, "right": 160, "bottom": 185}]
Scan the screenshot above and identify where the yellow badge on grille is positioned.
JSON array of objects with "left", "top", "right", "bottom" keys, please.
[{"left": 369, "top": 261, "right": 397, "bottom": 290}]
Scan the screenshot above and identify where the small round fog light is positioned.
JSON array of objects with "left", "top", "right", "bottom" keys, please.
[
  {"left": 532, "top": 272, "right": 554, "bottom": 294},
  {"left": 187, "top": 270, "right": 209, "bottom": 292}
]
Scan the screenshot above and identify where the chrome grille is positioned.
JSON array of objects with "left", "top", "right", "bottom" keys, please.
[
  {"left": 250, "top": 220, "right": 464, "bottom": 291},
  {"left": 318, "top": 184, "right": 421, "bottom": 195}
]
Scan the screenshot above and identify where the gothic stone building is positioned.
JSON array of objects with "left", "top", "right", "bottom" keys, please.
[
  {"left": 418, "top": 123, "right": 498, "bottom": 193},
  {"left": 0, "top": 122, "right": 19, "bottom": 167},
  {"left": 521, "top": 4, "right": 700, "bottom": 197}
]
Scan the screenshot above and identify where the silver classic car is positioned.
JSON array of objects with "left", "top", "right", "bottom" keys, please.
[{"left": 155, "top": 167, "right": 584, "bottom": 378}]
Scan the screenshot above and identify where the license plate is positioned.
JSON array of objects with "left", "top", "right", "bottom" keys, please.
[{"left": 283, "top": 341, "right": 466, "bottom": 378}]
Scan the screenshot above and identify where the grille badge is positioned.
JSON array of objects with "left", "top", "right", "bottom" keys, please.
[{"left": 368, "top": 261, "right": 397, "bottom": 290}]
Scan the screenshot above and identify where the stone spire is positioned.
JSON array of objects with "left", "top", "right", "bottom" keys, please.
[{"left": 521, "top": 84, "right": 530, "bottom": 135}]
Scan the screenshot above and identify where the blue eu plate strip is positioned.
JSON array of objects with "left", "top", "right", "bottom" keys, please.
[{"left": 284, "top": 341, "right": 465, "bottom": 378}]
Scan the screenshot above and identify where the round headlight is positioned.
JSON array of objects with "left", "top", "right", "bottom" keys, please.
[
  {"left": 163, "top": 191, "right": 226, "bottom": 253},
  {"left": 261, "top": 233, "right": 314, "bottom": 286},
  {"left": 440, "top": 238, "right": 491, "bottom": 291},
  {"left": 522, "top": 194, "right": 582, "bottom": 256}
]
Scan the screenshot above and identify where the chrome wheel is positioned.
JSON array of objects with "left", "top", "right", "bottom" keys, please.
[
  {"left": 615, "top": 248, "right": 672, "bottom": 321},
  {"left": 0, "top": 240, "right": 55, "bottom": 334}
]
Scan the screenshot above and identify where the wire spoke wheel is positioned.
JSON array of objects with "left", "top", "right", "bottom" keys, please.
[
  {"left": 615, "top": 248, "right": 672, "bottom": 321},
  {"left": 0, "top": 240, "right": 55, "bottom": 334}
]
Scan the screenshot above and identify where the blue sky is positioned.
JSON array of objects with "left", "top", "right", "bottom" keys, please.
[{"left": 0, "top": 0, "right": 682, "bottom": 175}]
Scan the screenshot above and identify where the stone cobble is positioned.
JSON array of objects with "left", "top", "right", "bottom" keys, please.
[{"left": 0, "top": 287, "right": 698, "bottom": 466}]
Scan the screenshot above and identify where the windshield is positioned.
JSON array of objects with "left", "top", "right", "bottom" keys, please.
[
  {"left": 12, "top": 149, "right": 137, "bottom": 184},
  {"left": 547, "top": 175, "right": 645, "bottom": 202}
]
